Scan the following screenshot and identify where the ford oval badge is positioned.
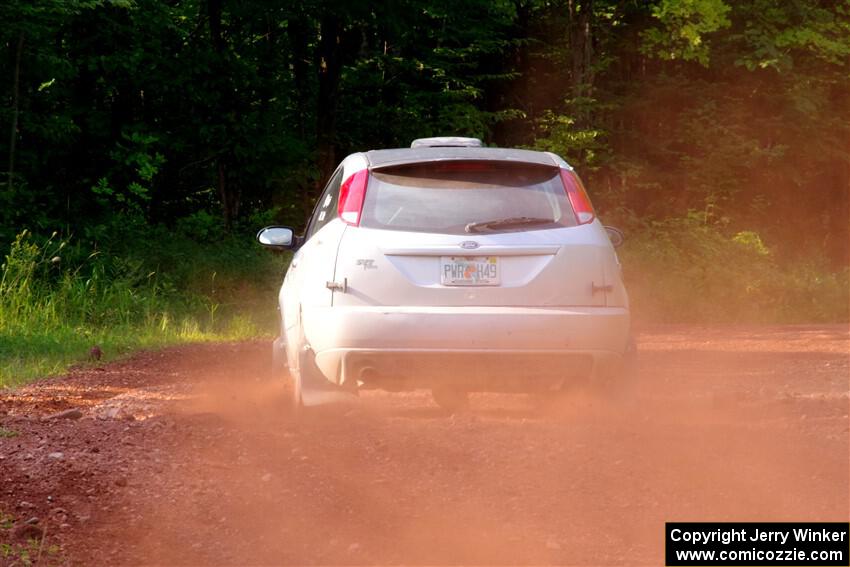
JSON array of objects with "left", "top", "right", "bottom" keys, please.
[{"left": 460, "top": 241, "right": 480, "bottom": 250}]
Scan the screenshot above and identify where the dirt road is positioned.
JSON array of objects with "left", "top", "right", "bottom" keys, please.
[{"left": 1, "top": 325, "right": 848, "bottom": 566}]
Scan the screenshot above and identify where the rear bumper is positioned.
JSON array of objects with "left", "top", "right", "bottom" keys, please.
[{"left": 302, "top": 306, "right": 630, "bottom": 392}]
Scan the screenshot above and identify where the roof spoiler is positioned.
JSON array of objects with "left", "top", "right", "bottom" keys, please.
[{"left": 410, "top": 137, "right": 483, "bottom": 148}]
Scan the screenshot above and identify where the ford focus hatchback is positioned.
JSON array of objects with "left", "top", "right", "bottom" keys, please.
[{"left": 258, "top": 137, "right": 633, "bottom": 411}]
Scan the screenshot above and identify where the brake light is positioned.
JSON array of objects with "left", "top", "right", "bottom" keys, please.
[
  {"left": 560, "top": 169, "right": 595, "bottom": 225},
  {"left": 338, "top": 169, "right": 369, "bottom": 225},
  {"left": 434, "top": 161, "right": 491, "bottom": 171}
]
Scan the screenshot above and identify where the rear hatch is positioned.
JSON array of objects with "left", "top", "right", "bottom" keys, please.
[{"left": 332, "top": 160, "right": 606, "bottom": 307}]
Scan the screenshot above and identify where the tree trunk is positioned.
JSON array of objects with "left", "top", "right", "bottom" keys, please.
[
  {"left": 568, "top": 0, "right": 593, "bottom": 104},
  {"left": 316, "top": 14, "right": 342, "bottom": 187},
  {"left": 492, "top": 0, "right": 531, "bottom": 147},
  {"left": 217, "top": 160, "right": 241, "bottom": 230},
  {"left": 208, "top": 0, "right": 225, "bottom": 52},
  {"left": 825, "top": 161, "right": 849, "bottom": 267},
  {"left": 289, "top": 8, "right": 311, "bottom": 140},
  {"left": 207, "top": 0, "right": 238, "bottom": 229},
  {"left": 7, "top": 31, "right": 24, "bottom": 194},
  {"left": 217, "top": 161, "right": 229, "bottom": 229}
]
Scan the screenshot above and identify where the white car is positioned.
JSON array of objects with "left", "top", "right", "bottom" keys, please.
[{"left": 258, "top": 137, "right": 634, "bottom": 411}]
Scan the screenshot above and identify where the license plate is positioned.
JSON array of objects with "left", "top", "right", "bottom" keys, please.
[{"left": 440, "top": 256, "right": 500, "bottom": 286}]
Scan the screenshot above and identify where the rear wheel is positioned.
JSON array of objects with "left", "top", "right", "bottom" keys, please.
[{"left": 431, "top": 387, "right": 470, "bottom": 413}]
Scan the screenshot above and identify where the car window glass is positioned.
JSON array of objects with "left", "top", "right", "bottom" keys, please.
[
  {"left": 361, "top": 162, "right": 575, "bottom": 235},
  {"left": 305, "top": 168, "right": 343, "bottom": 240}
]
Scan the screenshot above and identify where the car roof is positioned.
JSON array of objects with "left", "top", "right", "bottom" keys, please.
[{"left": 363, "top": 146, "right": 560, "bottom": 169}]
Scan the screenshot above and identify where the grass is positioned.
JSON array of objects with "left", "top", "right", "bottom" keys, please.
[
  {"left": 619, "top": 212, "right": 849, "bottom": 324},
  {"left": 0, "top": 509, "right": 63, "bottom": 567},
  {"left": 0, "top": 319, "right": 263, "bottom": 387},
  {"left": 0, "top": 427, "right": 18, "bottom": 438},
  {"left": 0, "top": 540, "right": 62, "bottom": 567},
  {"left": 0, "top": 227, "right": 286, "bottom": 388}
]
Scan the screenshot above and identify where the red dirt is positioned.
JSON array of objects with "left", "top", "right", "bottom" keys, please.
[{"left": 1, "top": 325, "right": 848, "bottom": 566}]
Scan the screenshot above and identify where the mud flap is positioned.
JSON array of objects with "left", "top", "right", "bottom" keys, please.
[
  {"left": 297, "top": 347, "right": 358, "bottom": 407},
  {"left": 272, "top": 336, "right": 287, "bottom": 371}
]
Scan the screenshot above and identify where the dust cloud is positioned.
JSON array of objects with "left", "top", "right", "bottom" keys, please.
[{"left": 61, "top": 326, "right": 849, "bottom": 565}]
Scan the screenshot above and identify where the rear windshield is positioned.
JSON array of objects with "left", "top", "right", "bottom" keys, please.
[{"left": 360, "top": 161, "right": 576, "bottom": 235}]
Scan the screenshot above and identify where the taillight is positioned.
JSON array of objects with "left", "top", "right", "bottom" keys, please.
[
  {"left": 338, "top": 169, "right": 369, "bottom": 226},
  {"left": 433, "top": 161, "right": 491, "bottom": 171},
  {"left": 560, "top": 169, "right": 595, "bottom": 225}
]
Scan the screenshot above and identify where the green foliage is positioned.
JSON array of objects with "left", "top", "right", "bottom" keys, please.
[
  {"left": 0, "top": 512, "right": 13, "bottom": 530},
  {"left": 0, "top": 228, "right": 286, "bottom": 387},
  {"left": 0, "top": 538, "right": 64, "bottom": 567},
  {"left": 642, "top": 0, "right": 732, "bottom": 65},
  {"left": 0, "top": 507, "right": 64, "bottom": 566},
  {"left": 731, "top": 0, "right": 850, "bottom": 70},
  {"left": 621, "top": 212, "right": 849, "bottom": 323},
  {"left": 531, "top": 109, "right": 609, "bottom": 169},
  {"left": 0, "top": 427, "right": 18, "bottom": 438},
  {"left": 90, "top": 130, "right": 164, "bottom": 216}
]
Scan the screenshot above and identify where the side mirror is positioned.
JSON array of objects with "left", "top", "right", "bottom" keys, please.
[
  {"left": 257, "top": 226, "right": 295, "bottom": 249},
  {"left": 604, "top": 226, "right": 625, "bottom": 248}
]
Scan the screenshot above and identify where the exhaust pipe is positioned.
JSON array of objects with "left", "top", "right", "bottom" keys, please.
[{"left": 358, "top": 366, "right": 379, "bottom": 384}]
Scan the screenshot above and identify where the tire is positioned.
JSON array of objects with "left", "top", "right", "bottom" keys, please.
[{"left": 431, "top": 387, "right": 470, "bottom": 413}]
